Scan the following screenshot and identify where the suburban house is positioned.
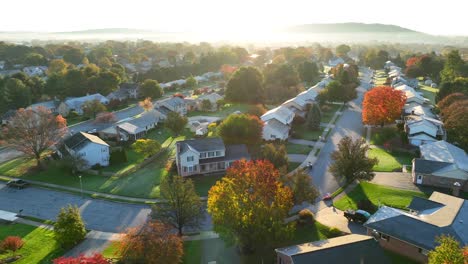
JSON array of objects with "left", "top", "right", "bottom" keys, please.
[
  {"left": 282, "top": 96, "right": 308, "bottom": 116},
  {"left": 384, "top": 60, "right": 396, "bottom": 69},
  {"left": 106, "top": 83, "right": 139, "bottom": 101},
  {"left": 412, "top": 141, "right": 468, "bottom": 191},
  {"left": 296, "top": 87, "right": 319, "bottom": 104},
  {"left": 153, "top": 106, "right": 172, "bottom": 121},
  {"left": 59, "top": 132, "right": 110, "bottom": 169},
  {"left": 275, "top": 234, "right": 392, "bottom": 264},
  {"left": 58, "top": 93, "right": 109, "bottom": 116},
  {"left": 1, "top": 110, "right": 16, "bottom": 125},
  {"left": 27, "top": 100, "right": 59, "bottom": 114},
  {"left": 395, "top": 84, "right": 427, "bottom": 105},
  {"left": 328, "top": 57, "right": 345, "bottom": 67},
  {"left": 175, "top": 137, "right": 250, "bottom": 177},
  {"left": 23, "top": 66, "right": 47, "bottom": 77},
  {"left": 155, "top": 96, "right": 187, "bottom": 116},
  {"left": 405, "top": 116, "right": 445, "bottom": 146},
  {"left": 364, "top": 192, "right": 468, "bottom": 263},
  {"left": 403, "top": 102, "right": 435, "bottom": 118},
  {"left": 114, "top": 110, "right": 160, "bottom": 141},
  {"left": 392, "top": 77, "right": 419, "bottom": 89},
  {"left": 261, "top": 106, "right": 294, "bottom": 141},
  {"left": 196, "top": 92, "right": 223, "bottom": 111}
]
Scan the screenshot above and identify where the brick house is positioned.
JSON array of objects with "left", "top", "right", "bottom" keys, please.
[{"left": 364, "top": 192, "right": 468, "bottom": 263}]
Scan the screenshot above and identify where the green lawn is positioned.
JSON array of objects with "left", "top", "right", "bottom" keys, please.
[
  {"left": 370, "top": 127, "right": 400, "bottom": 146},
  {"left": 187, "top": 103, "right": 250, "bottom": 118},
  {"left": 419, "top": 85, "right": 438, "bottom": 105},
  {"left": 0, "top": 223, "right": 64, "bottom": 264},
  {"left": 286, "top": 143, "right": 312, "bottom": 155},
  {"left": 291, "top": 125, "right": 324, "bottom": 141},
  {"left": 102, "top": 241, "right": 120, "bottom": 259},
  {"left": 368, "top": 147, "right": 415, "bottom": 172},
  {"left": 183, "top": 222, "right": 342, "bottom": 264},
  {"left": 0, "top": 128, "right": 222, "bottom": 199},
  {"left": 321, "top": 103, "right": 342, "bottom": 123},
  {"left": 287, "top": 162, "right": 302, "bottom": 172},
  {"left": 333, "top": 182, "right": 428, "bottom": 211}
]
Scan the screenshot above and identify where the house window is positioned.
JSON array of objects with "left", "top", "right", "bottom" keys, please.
[
  {"left": 215, "top": 151, "right": 221, "bottom": 157},
  {"left": 79, "top": 152, "right": 86, "bottom": 157},
  {"left": 418, "top": 248, "right": 429, "bottom": 256},
  {"left": 187, "top": 156, "right": 194, "bottom": 162},
  {"left": 188, "top": 166, "right": 193, "bottom": 172},
  {"left": 200, "top": 165, "right": 206, "bottom": 171},
  {"left": 183, "top": 167, "right": 187, "bottom": 173},
  {"left": 200, "top": 153, "right": 206, "bottom": 158},
  {"left": 102, "top": 148, "right": 107, "bottom": 152},
  {"left": 380, "top": 234, "right": 390, "bottom": 241},
  {"left": 208, "top": 151, "right": 214, "bottom": 157}
]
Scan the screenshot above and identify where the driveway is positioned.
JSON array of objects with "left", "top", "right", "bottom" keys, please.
[
  {"left": 288, "top": 154, "right": 308, "bottom": 163},
  {"left": 308, "top": 82, "right": 368, "bottom": 195},
  {"left": 0, "top": 183, "right": 151, "bottom": 233},
  {"left": 371, "top": 172, "right": 430, "bottom": 192},
  {"left": 314, "top": 204, "right": 366, "bottom": 235}
]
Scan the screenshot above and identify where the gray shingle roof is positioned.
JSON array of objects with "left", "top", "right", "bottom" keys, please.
[
  {"left": 407, "top": 196, "right": 444, "bottom": 212},
  {"left": 64, "top": 132, "right": 109, "bottom": 151},
  {"left": 178, "top": 137, "right": 225, "bottom": 153},
  {"left": 413, "top": 158, "right": 454, "bottom": 174}
]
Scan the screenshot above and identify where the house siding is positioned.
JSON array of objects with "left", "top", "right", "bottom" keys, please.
[
  {"left": 366, "top": 229, "right": 427, "bottom": 263},
  {"left": 69, "top": 143, "right": 110, "bottom": 169}
]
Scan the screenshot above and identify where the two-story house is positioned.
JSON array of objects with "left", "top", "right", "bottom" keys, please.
[
  {"left": 175, "top": 137, "right": 250, "bottom": 177},
  {"left": 59, "top": 132, "right": 110, "bottom": 170}
]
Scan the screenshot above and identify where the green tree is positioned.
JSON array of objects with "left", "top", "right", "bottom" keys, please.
[
  {"left": 152, "top": 176, "right": 203, "bottom": 236},
  {"left": 335, "top": 44, "right": 351, "bottom": 57},
  {"left": 299, "top": 61, "right": 320, "bottom": 83},
  {"left": 264, "top": 63, "right": 302, "bottom": 104},
  {"left": 200, "top": 99, "right": 212, "bottom": 111},
  {"left": 132, "top": 139, "right": 161, "bottom": 157},
  {"left": 45, "top": 73, "right": 66, "bottom": 98},
  {"left": 260, "top": 143, "right": 289, "bottom": 173},
  {"left": 217, "top": 114, "right": 263, "bottom": 145},
  {"left": 47, "top": 59, "right": 68, "bottom": 75},
  {"left": 282, "top": 169, "right": 320, "bottom": 204},
  {"left": 428, "top": 235, "right": 467, "bottom": 264},
  {"left": 207, "top": 160, "right": 294, "bottom": 253},
  {"left": 88, "top": 71, "right": 121, "bottom": 95},
  {"left": 24, "top": 52, "right": 47, "bottom": 66},
  {"left": 440, "top": 50, "right": 466, "bottom": 83},
  {"left": 225, "top": 66, "right": 264, "bottom": 103},
  {"left": 140, "top": 79, "right": 163, "bottom": 99},
  {"left": 82, "top": 100, "right": 107, "bottom": 118},
  {"left": 165, "top": 112, "right": 188, "bottom": 136},
  {"left": 330, "top": 136, "right": 378, "bottom": 182},
  {"left": 307, "top": 103, "right": 321, "bottom": 130},
  {"left": 54, "top": 205, "right": 87, "bottom": 249},
  {"left": 63, "top": 47, "right": 85, "bottom": 65},
  {"left": 319, "top": 80, "right": 356, "bottom": 103},
  {"left": 3, "top": 78, "right": 31, "bottom": 108},
  {"left": 64, "top": 69, "right": 87, "bottom": 96},
  {"left": 185, "top": 75, "right": 198, "bottom": 88}
]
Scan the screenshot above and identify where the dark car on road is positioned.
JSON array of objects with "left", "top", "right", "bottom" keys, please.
[
  {"left": 6, "top": 179, "right": 30, "bottom": 189},
  {"left": 344, "top": 209, "right": 371, "bottom": 224}
]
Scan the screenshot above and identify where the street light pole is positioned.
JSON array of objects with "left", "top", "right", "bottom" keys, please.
[{"left": 79, "top": 175, "right": 83, "bottom": 198}]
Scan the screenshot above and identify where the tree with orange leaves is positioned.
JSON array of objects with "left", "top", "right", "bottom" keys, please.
[
  {"left": 207, "top": 160, "right": 294, "bottom": 253},
  {"left": 2, "top": 106, "right": 67, "bottom": 167},
  {"left": 119, "top": 221, "right": 183, "bottom": 264},
  {"left": 362, "top": 86, "right": 406, "bottom": 126}
]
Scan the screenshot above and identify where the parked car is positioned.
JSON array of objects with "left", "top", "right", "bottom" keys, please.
[
  {"left": 6, "top": 179, "right": 29, "bottom": 189},
  {"left": 322, "top": 193, "right": 332, "bottom": 201},
  {"left": 344, "top": 209, "right": 371, "bottom": 224}
]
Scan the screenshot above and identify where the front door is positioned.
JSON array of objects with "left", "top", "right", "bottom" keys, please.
[{"left": 416, "top": 175, "right": 423, "bottom": 184}]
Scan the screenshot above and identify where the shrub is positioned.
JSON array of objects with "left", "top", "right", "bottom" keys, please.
[
  {"left": 110, "top": 148, "right": 127, "bottom": 164},
  {"left": 91, "top": 164, "right": 102, "bottom": 170},
  {"left": 320, "top": 105, "right": 331, "bottom": 112},
  {"left": 54, "top": 205, "right": 87, "bottom": 249},
  {"left": 357, "top": 199, "right": 377, "bottom": 213},
  {"left": 1, "top": 236, "right": 24, "bottom": 253},
  {"left": 298, "top": 209, "right": 315, "bottom": 225},
  {"left": 292, "top": 115, "right": 306, "bottom": 125},
  {"left": 53, "top": 253, "right": 111, "bottom": 264},
  {"left": 165, "top": 159, "right": 177, "bottom": 174}
]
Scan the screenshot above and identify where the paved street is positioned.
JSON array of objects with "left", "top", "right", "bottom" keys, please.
[
  {"left": 309, "top": 70, "right": 372, "bottom": 195},
  {"left": 0, "top": 183, "right": 151, "bottom": 233}
]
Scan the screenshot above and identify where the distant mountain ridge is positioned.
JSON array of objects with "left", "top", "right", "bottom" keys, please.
[
  {"left": 285, "top": 23, "right": 421, "bottom": 34},
  {"left": 55, "top": 28, "right": 157, "bottom": 34}
]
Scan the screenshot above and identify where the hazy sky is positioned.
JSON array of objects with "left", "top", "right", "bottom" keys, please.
[{"left": 2, "top": 0, "right": 467, "bottom": 35}]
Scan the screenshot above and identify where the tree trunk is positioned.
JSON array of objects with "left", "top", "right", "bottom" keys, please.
[{"left": 178, "top": 226, "right": 183, "bottom": 236}]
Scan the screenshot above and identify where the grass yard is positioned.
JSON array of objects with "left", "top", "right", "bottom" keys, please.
[
  {"left": 183, "top": 222, "right": 342, "bottom": 264},
  {"left": 333, "top": 182, "right": 428, "bottom": 211},
  {"left": 187, "top": 103, "right": 250, "bottom": 118},
  {"left": 287, "top": 162, "right": 301, "bottom": 172},
  {"left": 286, "top": 142, "right": 312, "bottom": 155},
  {"left": 370, "top": 127, "right": 401, "bottom": 146},
  {"left": 0, "top": 223, "right": 63, "bottom": 264},
  {"left": 102, "top": 241, "right": 120, "bottom": 259},
  {"left": 0, "top": 128, "right": 220, "bottom": 199},
  {"left": 291, "top": 125, "right": 324, "bottom": 141},
  {"left": 419, "top": 85, "right": 438, "bottom": 105},
  {"left": 368, "top": 147, "right": 415, "bottom": 172},
  {"left": 321, "top": 103, "right": 342, "bottom": 123}
]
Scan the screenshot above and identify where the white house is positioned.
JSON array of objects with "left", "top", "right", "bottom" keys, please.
[
  {"left": 60, "top": 132, "right": 110, "bottom": 169},
  {"left": 23, "top": 66, "right": 48, "bottom": 77},
  {"left": 175, "top": 137, "right": 250, "bottom": 177},
  {"left": 406, "top": 119, "right": 439, "bottom": 146},
  {"left": 155, "top": 96, "right": 187, "bottom": 116},
  {"left": 196, "top": 92, "right": 223, "bottom": 111},
  {"left": 282, "top": 96, "right": 308, "bottom": 114},
  {"left": 262, "top": 119, "right": 290, "bottom": 141},
  {"left": 403, "top": 103, "right": 435, "bottom": 118},
  {"left": 58, "top": 94, "right": 109, "bottom": 116},
  {"left": 261, "top": 106, "right": 294, "bottom": 126},
  {"left": 395, "top": 85, "right": 427, "bottom": 105},
  {"left": 296, "top": 86, "right": 320, "bottom": 104}
]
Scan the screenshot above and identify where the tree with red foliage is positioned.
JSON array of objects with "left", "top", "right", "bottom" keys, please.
[
  {"left": 2, "top": 106, "right": 68, "bottom": 167},
  {"left": 207, "top": 160, "right": 294, "bottom": 253},
  {"left": 53, "top": 253, "right": 111, "bottom": 264},
  {"left": 362, "top": 86, "right": 406, "bottom": 126},
  {"left": 1, "top": 236, "right": 24, "bottom": 255},
  {"left": 119, "top": 221, "right": 183, "bottom": 264},
  {"left": 94, "top": 112, "right": 117, "bottom": 123},
  {"left": 406, "top": 56, "right": 421, "bottom": 67}
]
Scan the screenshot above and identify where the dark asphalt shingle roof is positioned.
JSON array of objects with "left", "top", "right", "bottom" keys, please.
[
  {"left": 408, "top": 196, "right": 444, "bottom": 212},
  {"left": 178, "top": 137, "right": 225, "bottom": 153},
  {"left": 199, "top": 144, "right": 250, "bottom": 164},
  {"left": 413, "top": 158, "right": 453, "bottom": 174},
  {"left": 64, "top": 132, "right": 108, "bottom": 151}
]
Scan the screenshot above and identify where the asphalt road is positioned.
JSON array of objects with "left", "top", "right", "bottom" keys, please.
[
  {"left": 309, "top": 70, "right": 372, "bottom": 195},
  {"left": 0, "top": 183, "right": 151, "bottom": 233}
]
